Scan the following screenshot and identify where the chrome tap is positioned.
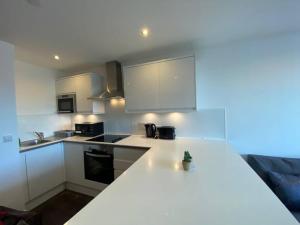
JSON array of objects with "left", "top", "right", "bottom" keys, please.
[{"left": 34, "top": 132, "right": 44, "bottom": 141}]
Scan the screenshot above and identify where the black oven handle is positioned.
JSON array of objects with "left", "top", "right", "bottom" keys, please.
[{"left": 85, "top": 152, "right": 111, "bottom": 158}]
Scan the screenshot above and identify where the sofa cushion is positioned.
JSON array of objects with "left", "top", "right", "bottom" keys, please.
[
  {"left": 268, "top": 171, "right": 300, "bottom": 211},
  {"left": 291, "top": 211, "right": 300, "bottom": 223},
  {"left": 247, "top": 155, "right": 300, "bottom": 187}
]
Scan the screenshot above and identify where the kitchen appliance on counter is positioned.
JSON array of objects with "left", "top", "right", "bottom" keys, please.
[
  {"left": 157, "top": 126, "right": 176, "bottom": 140},
  {"left": 57, "top": 94, "right": 77, "bottom": 113},
  {"left": 87, "top": 134, "right": 130, "bottom": 143},
  {"left": 75, "top": 122, "right": 104, "bottom": 137},
  {"left": 84, "top": 145, "right": 114, "bottom": 184},
  {"left": 144, "top": 123, "right": 157, "bottom": 138},
  {"left": 54, "top": 130, "right": 75, "bottom": 138}
]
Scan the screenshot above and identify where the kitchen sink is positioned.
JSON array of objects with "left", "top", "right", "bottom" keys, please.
[{"left": 21, "top": 139, "right": 51, "bottom": 147}]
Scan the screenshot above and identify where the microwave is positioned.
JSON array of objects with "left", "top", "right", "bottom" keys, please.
[
  {"left": 75, "top": 122, "right": 104, "bottom": 137},
  {"left": 57, "top": 94, "right": 77, "bottom": 113}
]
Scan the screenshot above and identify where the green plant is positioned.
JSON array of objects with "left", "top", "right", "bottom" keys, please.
[{"left": 183, "top": 151, "right": 192, "bottom": 162}]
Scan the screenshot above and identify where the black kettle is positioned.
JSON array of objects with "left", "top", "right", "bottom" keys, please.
[{"left": 144, "top": 123, "right": 157, "bottom": 138}]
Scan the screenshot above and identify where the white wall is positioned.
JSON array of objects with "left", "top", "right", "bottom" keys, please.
[
  {"left": 0, "top": 41, "right": 27, "bottom": 209},
  {"left": 15, "top": 60, "right": 58, "bottom": 115},
  {"left": 197, "top": 32, "right": 300, "bottom": 156},
  {"left": 15, "top": 61, "right": 71, "bottom": 140}
]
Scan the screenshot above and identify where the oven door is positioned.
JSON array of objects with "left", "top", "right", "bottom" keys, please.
[
  {"left": 57, "top": 94, "right": 76, "bottom": 113},
  {"left": 84, "top": 148, "right": 114, "bottom": 184}
]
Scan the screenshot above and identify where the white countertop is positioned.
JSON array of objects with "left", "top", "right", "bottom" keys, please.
[{"left": 64, "top": 135, "right": 298, "bottom": 225}]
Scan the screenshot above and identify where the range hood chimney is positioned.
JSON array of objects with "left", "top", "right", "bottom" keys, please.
[{"left": 88, "top": 61, "right": 124, "bottom": 100}]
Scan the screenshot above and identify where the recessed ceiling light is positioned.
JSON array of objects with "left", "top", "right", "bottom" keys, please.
[
  {"left": 54, "top": 55, "right": 60, "bottom": 61},
  {"left": 140, "top": 28, "right": 150, "bottom": 38}
]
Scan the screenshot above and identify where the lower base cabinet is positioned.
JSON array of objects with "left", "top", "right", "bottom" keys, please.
[
  {"left": 113, "top": 147, "right": 147, "bottom": 179},
  {"left": 23, "top": 142, "right": 148, "bottom": 202},
  {"left": 25, "top": 143, "right": 65, "bottom": 200}
]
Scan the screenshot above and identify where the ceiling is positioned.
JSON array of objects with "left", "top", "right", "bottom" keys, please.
[{"left": 0, "top": 0, "right": 299, "bottom": 71}]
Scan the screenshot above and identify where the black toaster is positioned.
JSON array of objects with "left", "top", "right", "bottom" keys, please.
[{"left": 157, "top": 126, "right": 176, "bottom": 140}]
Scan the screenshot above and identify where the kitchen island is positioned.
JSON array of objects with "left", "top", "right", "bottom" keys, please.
[{"left": 63, "top": 135, "right": 298, "bottom": 225}]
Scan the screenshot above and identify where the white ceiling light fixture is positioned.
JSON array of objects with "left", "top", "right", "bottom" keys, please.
[
  {"left": 54, "top": 55, "right": 60, "bottom": 61},
  {"left": 140, "top": 27, "right": 150, "bottom": 38}
]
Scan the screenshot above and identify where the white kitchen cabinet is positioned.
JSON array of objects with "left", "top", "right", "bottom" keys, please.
[
  {"left": 114, "top": 147, "right": 145, "bottom": 161},
  {"left": 113, "top": 147, "right": 147, "bottom": 179},
  {"left": 123, "top": 56, "right": 196, "bottom": 112},
  {"left": 158, "top": 57, "right": 196, "bottom": 109},
  {"left": 56, "top": 73, "right": 105, "bottom": 114},
  {"left": 25, "top": 143, "right": 65, "bottom": 200},
  {"left": 56, "top": 76, "right": 76, "bottom": 94},
  {"left": 123, "top": 63, "right": 159, "bottom": 111}
]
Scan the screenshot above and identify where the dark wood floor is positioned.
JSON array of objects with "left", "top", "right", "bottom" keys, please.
[{"left": 33, "top": 190, "right": 93, "bottom": 225}]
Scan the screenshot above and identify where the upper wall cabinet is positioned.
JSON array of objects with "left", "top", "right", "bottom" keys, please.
[
  {"left": 123, "top": 63, "right": 159, "bottom": 111},
  {"left": 123, "top": 56, "right": 196, "bottom": 112},
  {"left": 56, "top": 73, "right": 105, "bottom": 114}
]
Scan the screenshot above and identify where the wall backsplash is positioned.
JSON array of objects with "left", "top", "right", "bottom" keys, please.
[
  {"left": 17, "top": 114, "right": 71, "bottom": 141},
  {"left": 70, "top": 101, "right": 226, "bottom": 139},
  {"left": 17, "top": 106, "right": 225, "bottom": 141}
]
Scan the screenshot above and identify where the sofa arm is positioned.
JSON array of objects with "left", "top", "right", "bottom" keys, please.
[{"left": 0, "top": 206, "right": 42, "bottom": 225}]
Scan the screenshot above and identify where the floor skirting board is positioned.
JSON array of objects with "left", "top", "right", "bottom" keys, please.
[{"left": 25, "top": 184, "right": 65, "bottom": 210}]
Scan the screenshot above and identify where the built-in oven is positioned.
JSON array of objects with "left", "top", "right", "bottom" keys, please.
[
  {"left": 57, "top": 94, "right": 76, "bottom": 113},
  {"left": 84, "top": 145, "right": 114, "bottom": 184}
]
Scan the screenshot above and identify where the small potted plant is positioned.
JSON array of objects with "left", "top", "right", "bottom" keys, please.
[{"left": 182, "top": 151, "right": 192, "bottom": 171}]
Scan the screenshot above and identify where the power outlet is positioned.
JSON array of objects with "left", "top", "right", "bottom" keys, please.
[{"left": 2, "top": 135, "right": 13, "bottom": 143}]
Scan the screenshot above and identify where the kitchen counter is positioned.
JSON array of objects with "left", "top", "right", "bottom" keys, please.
[
  {"left": 63, "top": 136, "right": 298, "bottom": 225},
  {"left": 19, "top": 136, "right": 65, "bottom": 152},
  {"left": 19, "top": 134, "right": 148, "bottom": 153}
]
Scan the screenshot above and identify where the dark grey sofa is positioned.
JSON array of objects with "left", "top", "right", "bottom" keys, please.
[{"left": 247, "top": 154, "right": 300, "bottom": 222}]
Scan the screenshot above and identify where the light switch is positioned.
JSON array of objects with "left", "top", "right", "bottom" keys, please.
[{"left": 2, "top": 135, "right": 13, "bottom": 143}]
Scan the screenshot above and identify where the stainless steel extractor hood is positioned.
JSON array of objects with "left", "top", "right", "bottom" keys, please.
[{"left": 88, "top": 61, "right": 124, "bottom": 100}]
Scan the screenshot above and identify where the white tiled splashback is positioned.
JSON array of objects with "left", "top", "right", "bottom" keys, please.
[
  {"left": 17, "top": 114, "right": 71, "bottom": 141},
  {"left": 18, "top": 106, "right": 226, "bottom": 141},
  {"left": 71, "top": 103, "right": 226, "bottom": 139},
  {"left": 103, "top": 109, "right": 226, "bottom": 139}
]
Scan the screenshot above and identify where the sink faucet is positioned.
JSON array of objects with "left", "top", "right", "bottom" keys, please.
[{"left": 34, "top": 132, "right": 44, "bottom": 141}]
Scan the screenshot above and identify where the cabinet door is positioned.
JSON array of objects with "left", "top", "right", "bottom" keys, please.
[
  {"left": 158, "top": 56, "right": 196, "bottom": 110},
  {"left": 25, "top": 143, "right": 65, "bottom": 200},
  {"left": 64, "top": 143, "right": 84, "bottom": 185},
  {"left": 114, "top": 147, "right": 146, "bottom": 161},
  {"left": 75, "top": 75, "right": 93, "bottom": 113},
  {"left": 56, "top": 77, "right": 76, "bottom": 94},
  {"left": 124, "top": 63, "right": 159, "bottom": 112}
]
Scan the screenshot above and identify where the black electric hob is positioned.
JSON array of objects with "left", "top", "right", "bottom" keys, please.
[{"left": 87, "top": 134, "right": 130, "bottom": 143}]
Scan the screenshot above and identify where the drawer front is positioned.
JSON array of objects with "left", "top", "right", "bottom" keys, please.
[
  {"left": 114, "top": 169, "right": 124, "bottom": 179},
  {"left": 114, "top": 159, "right": 133, "bottom": 170},
  {"left": 114, "top": 147, "right": 145, "bottom": 161}
]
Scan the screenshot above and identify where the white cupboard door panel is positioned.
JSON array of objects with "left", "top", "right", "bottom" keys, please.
[
  {"left": 158, "top": 57, "right": 196, "bottom": 109},
  {"left": 64, "top": 143, "right": 84, "bottom": 184},
  {"left": 113, "top": 159, "right": 133, "bottom": 170},
  {"left": 114, "top": 147, "right": 146, "bottom": 161},
  {"left": 124, "top": 64, "right": 159, "bottom": 111},
  {"left": 56, "top": 77, "right": 76, "bottom": 94},
  {"left": 26, "top": 143, "right": 65, "bottom": 200},
  {"left": 75, "top": 75, "right": 93, "bottom": 113}
]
